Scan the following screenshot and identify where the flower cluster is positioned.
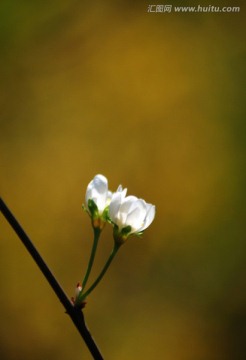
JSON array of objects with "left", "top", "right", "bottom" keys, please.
[
  {"left": 73, "top": 174, "right": 155, "bottom": 306},
  {"left": 85, "top": 174, "right": 155, "bottom": 243}
]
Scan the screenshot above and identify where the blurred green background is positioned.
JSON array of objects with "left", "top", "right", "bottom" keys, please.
[{"left": 1, "top": 1, "right": 246, "bottom": 359}]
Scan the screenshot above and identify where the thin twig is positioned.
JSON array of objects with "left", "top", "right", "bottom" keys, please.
[{"left": 0, "top": 197, "right": 103, "bottom": 360}]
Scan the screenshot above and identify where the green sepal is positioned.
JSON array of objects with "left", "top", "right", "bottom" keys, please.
[
  {"left": 121, "top": 225, "right": 132, "bottom": 236},
  {"left": 101, "top": 206, "right": 111, "bottom": 222},
  {"left": 88, "top": 199, "right": 98, "bottom": 218},
  {"left": 113, "top": 224, "right": 132, "bottom": 245},
  {"left": 135, "top": 231, "right": 144, "bottom": 238},
  {"left": 82, "top": 203, "right": 90, "bottom": 215}
]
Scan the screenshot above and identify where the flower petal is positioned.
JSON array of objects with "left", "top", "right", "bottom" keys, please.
[
  {"left": 119, "top": 195, "right": 138, "bottom": 216},
  {"left": 93, "top": 174, "right": 108, "bottom": 195},
  {"left": 116, "top": 196, "right": 137, "bottom": 227},
  {"left": 126, "top": 199, "right": 147, "bottom": 231},
  {"left": 106, "top": 191, "right": 112, "bottom": 206},
  {"left": 109, "top": 192, "right": 122, "bottom": 221},
  {"left": 109, "top": 186, "right": 127, "bottom": 221},
  {"left": 139, "top": 204, "right": 156, "bottom": 231}
]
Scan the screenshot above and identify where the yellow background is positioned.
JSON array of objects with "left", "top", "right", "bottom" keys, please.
[{"left": 0, "top": 1, "right": 245, "bottom": 359}]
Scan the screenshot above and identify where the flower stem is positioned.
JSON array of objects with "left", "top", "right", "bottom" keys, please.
[
  {"left": 82, "top": 227, "right": 101, "bottom": 291},
  {"left": 79, "top": 243, "right": 121, "bottom": 302}
]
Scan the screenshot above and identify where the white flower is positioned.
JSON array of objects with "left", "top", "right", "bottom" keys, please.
[
  {"left": 85, "top": 174, "right": 111, "bottom": 216},
  {"left": 109, "top": 185, "right": 155, "bottom": 240}
]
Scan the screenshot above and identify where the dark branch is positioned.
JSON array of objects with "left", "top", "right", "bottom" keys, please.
[{"left": 0, "top": 197, "right": 103, "bottom": 360}]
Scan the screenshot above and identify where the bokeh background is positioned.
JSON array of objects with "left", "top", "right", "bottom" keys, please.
[{"left": 1, "top": 1, "right": 246, "bottom": 359}]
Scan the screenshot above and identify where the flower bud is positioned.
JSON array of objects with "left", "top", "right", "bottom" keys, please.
[{"left": 85, "top": 174, "right": 112, "bottom": 229}]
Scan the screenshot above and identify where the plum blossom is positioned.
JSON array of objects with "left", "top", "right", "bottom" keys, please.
[{"left": 109, "top": 185, "right": 155, "bottom": 243}]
